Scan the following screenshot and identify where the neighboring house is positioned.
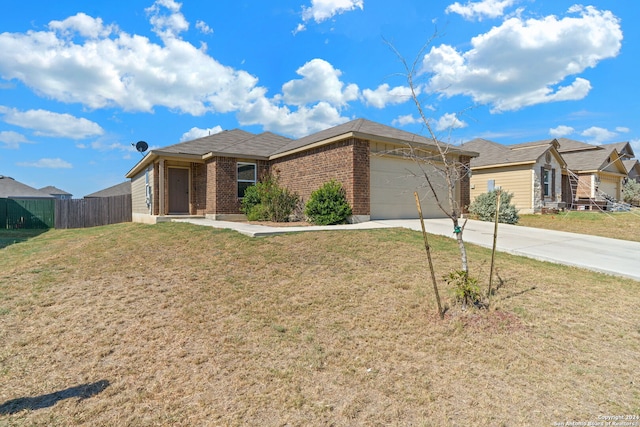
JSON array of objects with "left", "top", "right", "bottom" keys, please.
[
  {"left": 125, "top": 118, "right": 477, "bottom": 223},
  {"left": 84, "top": 181, "right": 132, "bottom": 198},
  {"left": 555, "top": 138, "right": 629, "bottom": 209},
  {"left": 460, "top": 138, "right": 566, "bottom": 214},
  {"left": 39, "top": 185, "right": 73, "bottom": 200},
  {"left": 0, "top": 175, "right": 54, "bottom": 199},
  {"left": 623, "top": 159, "right": 640, "bottom": 183}
]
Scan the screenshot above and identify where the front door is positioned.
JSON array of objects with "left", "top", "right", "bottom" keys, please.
[{"left": 168, "top": 168, "right": 189, "bottom": 214}]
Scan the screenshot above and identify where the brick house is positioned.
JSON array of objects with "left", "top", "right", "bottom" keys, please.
[{"left": 125, "top": 118, "right": 477, "bottom": 223}]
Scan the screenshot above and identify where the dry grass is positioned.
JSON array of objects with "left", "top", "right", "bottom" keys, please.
[
  {"left": 1, "top": 222, "right": 639, "bottom": 426},
  {"left": 518, "top": 210, "right": 640, "bottom": 242}
]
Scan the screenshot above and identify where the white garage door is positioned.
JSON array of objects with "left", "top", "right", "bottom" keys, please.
[{"left": 370, "top": 156, "right": 450, "bottom": 219}]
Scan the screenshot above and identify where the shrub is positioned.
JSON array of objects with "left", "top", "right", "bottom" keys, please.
[
  {"left": 444, "top": 270, "right": 482, "bottom": 310},
  {"left": 241, "top": 184, "right": 262, "bottom": 215},
  {"left": 622, "top": 180, "right": 640, "bottom": 206},
  {"left": 469, "top": 190, "right": 519, "bottom": 224},
  {"left": 305, "top": 180, "right": 352, "bottom": 225},
  {"left": 241, "top": 173, "right": 300, "bottom": 222}
]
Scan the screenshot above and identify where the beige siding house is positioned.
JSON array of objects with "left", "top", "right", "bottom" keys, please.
[
  {"left": 461, "top": 138, "right": 566, "bottom": 214},
  {"left": 555, "top": 139, "right": 630, "bottom": 209}
]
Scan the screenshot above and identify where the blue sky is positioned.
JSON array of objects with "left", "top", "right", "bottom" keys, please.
[{"left": 0, "top": 0, "right": 636, "bottom": 197}]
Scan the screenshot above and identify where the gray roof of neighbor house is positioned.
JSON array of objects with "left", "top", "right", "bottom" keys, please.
[
  {"left": 460, "top": 138, "right": 563, "bottom": 168},
  {"left": 604, "top": 141, "right": 635, "bottom": 159},
  {"left": 561, "top": 146, "right": 621, "bottom": 172},
  {"left": 39, "top": 185, "right": 72, "bottom": 197},
  {"left": 623, "top": 159, "right": 640, "bottom": 175},
  {"left": 84, "top": 181, "right": 132, "bottom": 198},
  {"left": 126, "top": 118, "right": 478, "bottom": 178},
  {"left": 0, "top": 176, "right": 55, "bottom": 198}
]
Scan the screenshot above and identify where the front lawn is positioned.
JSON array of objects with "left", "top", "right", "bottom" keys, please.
[
  {"left": 1, "top": 222, "right": 638, "bottom": 425},
  {"left": 518, "top": 210, "right": 640, "bottom": 242}
]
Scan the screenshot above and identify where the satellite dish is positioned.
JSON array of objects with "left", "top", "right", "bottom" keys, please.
[{"left": 135, "top": 141, "right": 149, "bottom": 153}]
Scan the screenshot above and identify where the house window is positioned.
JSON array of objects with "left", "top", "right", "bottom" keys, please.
[
  {"left": 237, "top": 162, "right": 256, "bottom": 198},
  {"left": 543, "top": 169, "right": 550, "bottom": 197}
]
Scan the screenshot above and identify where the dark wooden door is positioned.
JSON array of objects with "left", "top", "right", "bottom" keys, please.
[{"left": 168, "top": 168, "right": 189, "bottom": 214}]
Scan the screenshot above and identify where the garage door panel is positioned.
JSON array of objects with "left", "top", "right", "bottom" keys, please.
[{"left": 371, "top": 156, "right": 449, "bottom": 220}]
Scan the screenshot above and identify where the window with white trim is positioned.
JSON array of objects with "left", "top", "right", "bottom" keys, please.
[
  {"left": 237, "top": 162, "right": 256, "bottom": 198},
  {"left": 543, "top": 169, "right": 551, "bottom": 197}
]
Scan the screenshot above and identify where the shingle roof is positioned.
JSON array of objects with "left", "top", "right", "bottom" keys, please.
[
  {"left": 623, "top": 159, "right": 640, "bottom": 175},
  {"left": 157, "top": 129, "right": 293, "bottom": 158},
  {"left": 126, "top": 118, "right": 478, "bottom": 179},
  {"left": 39, "top": 185, "right": 72, "bottom": 197},
  {"left": 0, "top": 176, "right": 54, "bottom": 198},
  {"left": 554, "top": 138, "right": 597, "bottom": 153},
  {"left": 561, "top": 147, "right": 617, "bottom": 171},
  {"left": 84, "top": 181, "right": 132, "bottom": 198},
  {"left": 460, "top": 138, "right": 557, "bottom": 168},
  {"left": 270, "top": 118, "right": 466, "bottom": 156},
  {"left": 603, "top": 141, "right": 634, "bottom": 159}
]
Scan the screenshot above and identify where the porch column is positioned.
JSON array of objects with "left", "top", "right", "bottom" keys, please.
[{"left": 159, "top": 159, "right": 165, "bottom": 216}]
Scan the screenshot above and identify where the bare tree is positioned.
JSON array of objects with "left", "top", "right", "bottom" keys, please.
[{"left": 385, "top": 37, "right": 472, "bottom": 277}]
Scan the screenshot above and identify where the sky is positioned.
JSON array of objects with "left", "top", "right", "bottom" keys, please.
[{"left": 0, "top": 0, "right": 637, "bottom": 197}]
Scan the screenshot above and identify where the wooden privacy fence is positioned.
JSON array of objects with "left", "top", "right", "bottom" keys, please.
[
  {"left": 1, "top": 195, "right": 132, "bottom": 229},
  {"left": 55, "top": 195, "right": 132, "bottom": 229}
]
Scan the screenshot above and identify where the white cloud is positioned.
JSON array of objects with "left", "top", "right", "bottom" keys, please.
[
  {"left": 0, "top": 131, "right": 30, "bottom": 149},
  {"left": 421, "top": 6, "right": 622, "bottom": 112},
  {"left": 238, "top": 99, "right": 348, "bottom": 138},
  {"left": 629, "top": 139, "right": 640, "bottom": 155},
  {"left": 616, "top": 126, "right": 630, "bottom": 133},
  {"left": 195, "top": 20, "right": 213, "bottom": 34},
  {"left": 362, "top": 84, "right": 413, "bottom": 108},
  {"left": 0, "top": 107, "right": 104, "bottom": 139},
  {"left": 301, "top": 0, "right": 364, "bottom": 24},
  {"left": 90, "top": 140, "right": 131, "bottom": 152},
  {"left": 392, "top": 114, "right": 421, "bottom": 127},
  {"left": 48, "top": 13, "right": 118, "bottom": 38},
  {"left": 446, "top": 0, "right": 516, "bottom": 21},
  {"left": 180, "top": 126, "right": 223, "bottom": 141},
  {"left": 433, "top": 113, "right": 467, "bottom": 132},
  {"left": 17, "top": 158, "right": 72, "bottom": 169},
  {"left": 145, "top": 0, "right": 189, "bottom": 39},
  {"left": 0, "top": 6, "right": 264, "bottom": 116},
  {"left": 281, "top": 59, "right": 359, "bottom": 107},
  {"left": 293, "top": 23, "right": 307, "bottom": 35},
  {"left": 549, "top": 125, "right": 575, "bottom": 137},
  {"left": 0, "top": 4, "right": 358, "bottom": 138},
  {"left": 581, "top": 126, "right": 617, "bottom": 145}
]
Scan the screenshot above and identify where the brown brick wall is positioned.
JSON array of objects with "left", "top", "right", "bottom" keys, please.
[
  {"left": 271, "top": 138, "right": 370, "bottom": 216},
  {"left": 201, "top": 157, "right": 269, "bottom": 215},
  {"left": 192, "top": 163, "right": 207, "bottom": 215}
]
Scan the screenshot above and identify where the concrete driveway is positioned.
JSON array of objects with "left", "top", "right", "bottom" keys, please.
[
  {"left": 171, "top": 217, "right": 640, "bottom": 281},
  {"left": 377, "top": 219, "right": 640, "bottom": 282}
]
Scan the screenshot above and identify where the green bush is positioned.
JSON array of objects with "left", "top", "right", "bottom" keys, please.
[
  {"left": 305, "top": 180, "right": 352, "bottom": 225},
  {"left": 444, "top": 270, "right": 482, "bottom": 309},
  {"left": 241, "top": 184, "right": 262, "bottom": 214},
  {"left": 469, "top": 190, "right": 519, "bottom": 224},
  {"left": 241, "top": 173, "right": 300, "bottom": 222},
  {"left": 622, "top": 180, "right": 640, "bottom": 206}
]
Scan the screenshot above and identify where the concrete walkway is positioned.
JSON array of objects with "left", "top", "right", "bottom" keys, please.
[{"left": 171, "top": 217, "right": 640, "bottom": 281}]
